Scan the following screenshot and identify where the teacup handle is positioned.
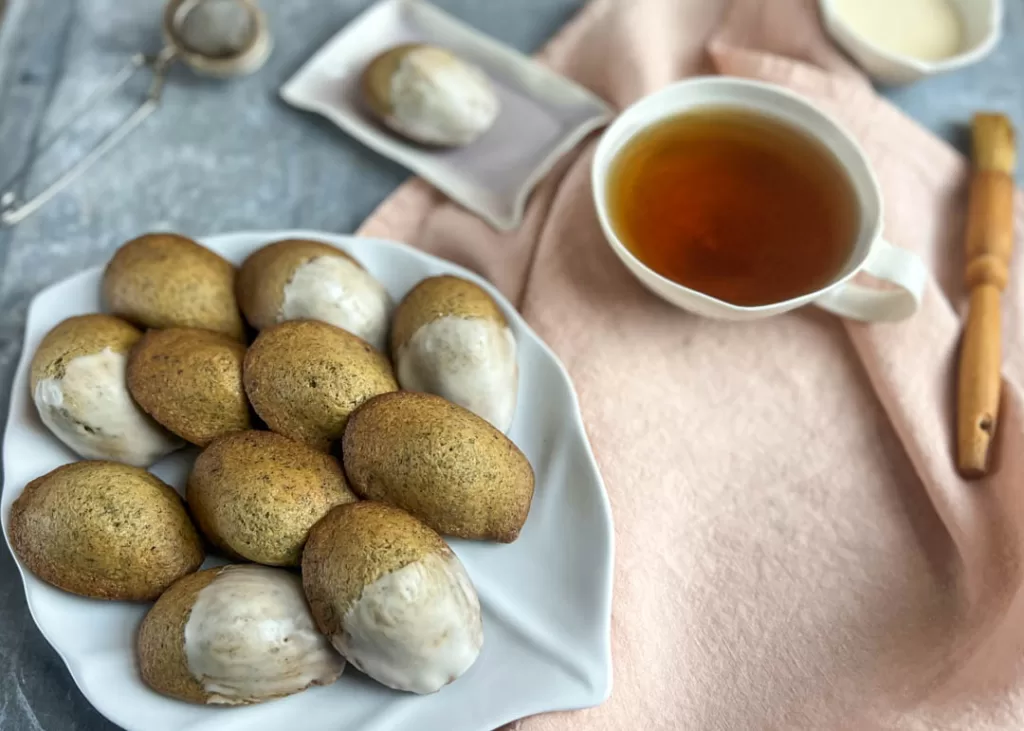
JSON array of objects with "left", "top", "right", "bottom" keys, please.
[{"left": 814, "top": 238, "right": 928, "bottom": 322}]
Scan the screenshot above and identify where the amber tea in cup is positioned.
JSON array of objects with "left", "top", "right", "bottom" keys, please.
[{"left": 607, "top": 108, "right": 859, "bottom": 306}]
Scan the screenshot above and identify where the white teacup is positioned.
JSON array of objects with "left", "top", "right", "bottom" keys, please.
[{"left": 591, "top": 77, "right": 927, "bottom": 322}]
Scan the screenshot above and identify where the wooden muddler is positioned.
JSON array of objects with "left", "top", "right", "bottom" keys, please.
[{"left": 957, "top": 113, "right": 1017, "bottom": 478}]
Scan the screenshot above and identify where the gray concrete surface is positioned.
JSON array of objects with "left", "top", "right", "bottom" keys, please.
[{"left": 0, "top": 1, "right": 1022, "bottom": 729}]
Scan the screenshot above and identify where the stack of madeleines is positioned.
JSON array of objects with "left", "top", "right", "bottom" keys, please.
[{"left": 9, "top": 232, "right": 533, "bottom": 705}]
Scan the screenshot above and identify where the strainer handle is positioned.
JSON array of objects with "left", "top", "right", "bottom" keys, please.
[{"left": 0, "top": 49, "right": 176, "bottom": 227}]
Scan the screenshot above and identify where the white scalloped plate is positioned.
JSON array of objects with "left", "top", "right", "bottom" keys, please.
[{"left": 1, "top": 230, "right": 614, "bottom": 731}]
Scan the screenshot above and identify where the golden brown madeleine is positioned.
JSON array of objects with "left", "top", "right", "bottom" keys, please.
[
  {"left": 31, "top": 315, "right": 141, "bottom": 386},
  {"left": 343, "top": 391, "right": 534, "bottom": 542},
  {"left": 243, "top": 320, "right": 397, "bottom": 451},
  {"left": 237, "top": 239, "right": 357, "bottom": 330},
  {"left": 138, "top": 565, "right": 344, "bottom": 705},
  {"left": 390, "top": 275, "right": 507, "bottom": 351},
  {"left": 103, "top": 232, "right": 244, "bottom": 340},
  {"left": 236, "top": 239, "right": 391, "bottom": 350},
  {"left": 8, "top": 461, "right": 203, "bottom": 601},
  {"left": 360, "top": 44, "right": 499, "bottom": 148},
  {"left": 29, "top": 314, "right": 181, "bottom": 466},
  {"left": 361, "top": 45, "right": 410, "bottom": 123},
  {"left": 302, "top": 502, "right": 482, "bottom": 693},
  {"left": 137, "top": 569, "right": 217, "bottom": 705},
  {"left": 127, "top": 327, "right": 251, "bottom": 446},
  {"left": 187, "top": 430, "right": 357, "bottom": 566},
  {"left": 391, "top": 275, "right": 518, "bottom": 432}
]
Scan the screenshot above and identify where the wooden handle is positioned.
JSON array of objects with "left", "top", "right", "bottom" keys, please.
[
  {"left": 957, "top": 114, "right": 1016, "bottom": 477},
  {"left": 958, "top": 286, "right": 1002, "bottom": 476}
]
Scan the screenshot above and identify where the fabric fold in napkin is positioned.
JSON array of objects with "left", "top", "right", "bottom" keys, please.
[{"left": 359, "top": 0, "right": 1024, "bottom": 728}]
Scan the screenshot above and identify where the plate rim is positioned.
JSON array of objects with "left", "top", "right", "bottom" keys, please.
[{"left": 1, "top": 229, "right": 615, "bottom": 731}]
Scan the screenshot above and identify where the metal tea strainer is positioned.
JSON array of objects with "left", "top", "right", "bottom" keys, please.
[{"left": 0, "top": 0, "right": 272, "bottom": 226}]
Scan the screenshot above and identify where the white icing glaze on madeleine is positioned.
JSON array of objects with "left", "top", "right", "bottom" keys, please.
[
  {"left": 184, "top": 565, "right": 344, "bottom": 705},
  {"left": 396, "top": 315, "right": 518, "bottom": 432},
  {"left": 280, "top": 255, "right": 391, "bottom": 351},
  {"left": 33, "top": 347, "right": 180, "bottom": 467},
  {"left": 387, "top": 46, "right": 499, "bottom": 147},
  {"left": 335, "top": 551, "right": 482, "bottom": 694}
]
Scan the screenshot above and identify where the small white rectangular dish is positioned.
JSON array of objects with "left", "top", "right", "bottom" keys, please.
[
  {"left": 1, "top": 230, "right": 614, "bottom": 731},
  {"left": 280, "top": 0, "right": 613, "bottom": 230}
]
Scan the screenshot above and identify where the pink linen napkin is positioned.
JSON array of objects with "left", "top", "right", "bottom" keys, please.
[{"left": 359, "top": 0, "right": 1024, "bottom": 728}]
